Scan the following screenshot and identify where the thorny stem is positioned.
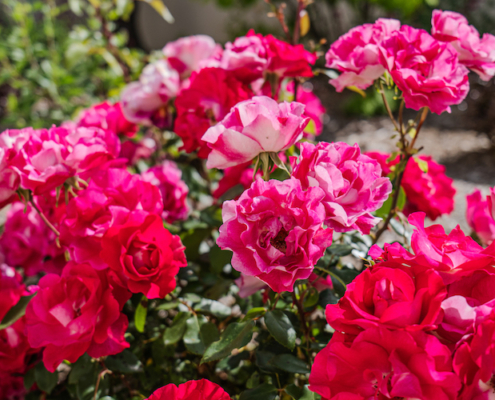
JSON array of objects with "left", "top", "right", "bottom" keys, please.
[
  {"left": 29, "top": 196, "right": 60, "bottom": 237},
  {"left": 409, "top": 107, "right": 429, "bottom": 151},
  {"left": 292, "top": 291, "right": 312, "bottom": 363},
  {"left": 265, "top": 0, "right": 292, "bottom": 42},
  {"left": 292, "top": 0, "right": 306, "bottom": 45},
  {"left": 93, "top": 368, "right": 111, "bottom": 400},
  {"left": 379, "top": 81, "right": 399, "bottom": 132}
]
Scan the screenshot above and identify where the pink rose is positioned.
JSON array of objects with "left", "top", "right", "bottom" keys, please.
[
  {"left": 25, "top": 262, "right": 130, "bottom": 372},
  {"left": 217, "top": 178, "right": 333, "bottom": 293},
  {"left": 291, "top": 142, "right": 392, "bottom": 234},
  {"left": 326, "top": 261, "right": 446, "bottom": 337},
  {"left": 309, "top": 328, "right": 461, "bottom": 400},
  {"left": 364, "top": 151, "right": 394, "bottom": 175},
  {"left": 77, "top": 101, "right": 138, "bottom": 137},
  {"left": 100, "top": 211, "right": 187, "bottom": 299},
  {"left": 141, "top": 160, "right": 189, "bottom": 223},
  {"left": 212, "top": 162, "right": 257, "bottom": 200},
  {"left": 60, "top": 168, "right": 163, "bottom": 269},
  {"left": 0, "top": 374, "right": 26, "bottom": 400},
  {"left": 432, "top": 10, "right": 495, "bottom": 81},
  {"left": 175, "top": 68, "right": 253, "bottom": 158},
  {"left": 0, "top": 318, "right": 35, "bottom": 375},
  {"left": 121, "top": 60, "right": 180, "bottom": 127},
  {"left": 119, "top": 137, "right": 156, "bottom": 166},
  {"left": 163, "top": 35, "right": 222, "bottom": 79},
  {"left": 466, "top": 189, "right": 495, "bottom": 246},
  {"left": 326, "top": 18, "right": 400, "bottom": 92},
  {"left": 380, "top": 25, "right": 469, "bottom": 114},
  {"left": 0, "top": 148, "right": 19, "bottom": 210},
  {"left": 145, "top": 379, "right": 231, "bottom": 400},
  {"left": 203, "top": 96, "right": 308, "bottom": 169},
  {"left": 0, "top": 263, "right": 25, "bottom": 322}
]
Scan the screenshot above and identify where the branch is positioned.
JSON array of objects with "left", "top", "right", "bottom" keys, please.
[{"left": 29, "top": 196, "right": 60, "bottom": 237}]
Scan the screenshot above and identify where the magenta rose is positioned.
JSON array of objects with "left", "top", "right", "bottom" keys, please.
[
  {"left": 326, "top": 18, "right": 400, "bottom": 92},
  {"left": 0, "top": 318, "right": 35, "bottom": 375},
  {"left": 141, "top": 160, "right": 189, "bottom": 223},
  {"left": 175, "top": 68, "right": 253, "bottom": 158},
  {"left": 77, "top": 101, "right": 138, "bottom": 138},
  {"left": 0, "top": 263, "right": 25, "bottom": 322},
  {"left": 309, "top": 328, "right": 461, "bottom": 400},
  {"left": 145, "top": 379, "right": 231, "bottom": 400},
  {"left": 203, "top": 96, "right": 308, "bottom": 169},
  {"left": 466, "top": 189, "right": 495, "bottom": 246},
  {"left": 432, "top": 10, "right": 495, "bottom": 81},
  {"left": 380, "top": 25, "right": 469, "bottom": 114},
  {"left": 100, "top": 211, "right": 187, "bottom": 299},
  {"left": 217, "top": 178, "right": 333, "bottom": 293},
  {"left": 25, "top": 262, "right": 130, "bottom": 372},
  {"left": 0, "top": 148, "right": 19, "bottom": 210},
  {"left": 291, "top": 142, "right": 392, "bottom": 234},
  {"left": 326, "top": 261, "right": 446, "bottom": 336},
  {"left": 0, "top": 374, "right": 26, "bottom": 400}
]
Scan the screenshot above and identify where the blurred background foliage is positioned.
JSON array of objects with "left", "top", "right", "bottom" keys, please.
[{"left": 1, "top": 0, "right": 494, "bottom": 130}]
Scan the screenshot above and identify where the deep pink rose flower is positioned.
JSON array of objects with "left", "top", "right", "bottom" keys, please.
[
  {"left": 217, "top": 178, "right": 333, "bottom": 293},
  {"left": 212, "top": 162, "right": 256, "bottom": 200},
  {"left": 100, "top": 211, "right": 187, "bottom": 299},
  {"left": 0, "top": 202, "right": 65, "bottom": 276},
  {"left": 145, "top": 379, "right": 231, "bottom": 400},
  {"left": 309, "top": 328, "right": 461, "bottom": 400},
  {"left": 380, "top": 25, "right": 469, "bottom": 114},
  {"left": 25, "top": 262, "right": 130, "bottom": 372},
  {"left": 326, "top": 261, "right": 446, "bottom": 336},
  {"left": 0, "top": 263, "right": 25, "bottom": 322},
  {"left": 175, "top": 68, "right": 253, "bottom": 158},
  {"left": 163, "top": 35, "right": 222, "bottom": 79},
  {"left": 432, "top": 10, "right": 495, "bottom": 81},
  {"left": 363, "top": 151, "right": 393, "bottom": 175},
  {"left": 0, "top": 148, "right": 19, "bottom": 210},
  {"left": 77, "top": 101, "right": 138, "bottom": 138},
  {"left": 0, "top": 318, "right": 35, "bottom": 375},
  {"left": 291, "top": 142, "right": 392, "bottom": 234},
  {"left": 141, "top": 160, "right": 189, "bottom": 223},
  {"left": 247, "top": 30, "right": 317, "bottom": 78},
  {"left": 0, "top": 374, "right": 26, "bottom": 400},
  {"left": 121, "top": 60, "right": 180, "bottom": 127},
  {"left": 326, "top": 19, "right": 400, "bottom": 92},
  {"left": 119, "top": 137, "right": 156, "bottom": 166},
  {"left": 203, "top": 96, "right": 308, "bottom": 169},
  {"left": 466, "top": 189, "right": 495, "bottom": 246},
  {"left": 60, "top": 168, "right": 163, "bottom": 269}
]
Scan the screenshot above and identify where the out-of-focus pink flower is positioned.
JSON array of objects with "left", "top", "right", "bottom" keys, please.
[
  {"left": 1, "top": 202, "right": 65, "bottom": 276},
  {"left": 60, "top": 168, "right": 163, "bottom": 270},
  {"left": 380, "top": 25, "right": 469, "bottom": 114},
  {"left": 203, "top": 96, "right": 308, "bottom": 169},
  {"left": 487, "top": 187, "right": 495, "bottom": 222},
  {"left": 121, "top": 60, "right": 180, "bottom": 127},
  {"left": 175, "top": 68, "right": 253, "bottom": 158},
  {"left": 100, "top": 211, "right": 187, "bottom": 299},
  {"left": 145, "top": 380, "right": 231, "bottom": 400},
  {"left": 309, "top": 328, "right": 461, "bottom": 400},
  {"left": 163, "top": 35, "right": 222, "bottom": 79},
  {"left": 141, "top": 160, "right": 189, "bottom": 223},
  {"left": 25, "top": 262, "right": 130, "bottom": 372},
  {"left": 402, "top": 155, "right": 456, "bottom": 220},
  {"left": 432, "top": 10, "right": 495, "bottom": 81},
  {"left": 291, "top": 142, "right": 392, "bottom": 234},
  {"left": 0, "top": 263, "right": 25, "bottom": 323},
  {"left": 119, "top": 137, "right": 156, "bottom": 166},
  {"left": 218, "top": 178, "right": 333, "bottom": 293},
  {"left": 0, "top": 318, "right": 35, "bottom": 375},
  {"left": 466, "top": 189, "right": 495, "bottom": 246},
  {"left": 0, "top": 374, "right": 26, "bottom": 400},
  {"left": 326, "top": 19, "right": 400, "bottom": 92},
  {"left": 77, "top": 101, "right": 138, "bottom": 138},
  {"left": 0, "top": 148, "right": 19, "bottom": 210},
  {"left": 213, "top": 162, "right": 256, "bottom": 200}
]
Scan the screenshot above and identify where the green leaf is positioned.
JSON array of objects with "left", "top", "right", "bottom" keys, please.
[
  {"left": 209, "top": 244, "right": 232, "bottom": 274},
  {"left": 184, "top": 315, "right": 220, "bottom": 355},
  {"left": 34, "top": 362, "right": 58, "bottom": 394},
  {"left": 242, "top": 307, "right": 266, "bottom": 321},
  {"left": 272, "top": 354, "right": 310, "bottom": 374},
  {"left": 414, "top": 157, "right": 429, "bottom": 174},
  {"left": 285, "top": 384, "right": 315, "bottom": 400},
  {"left": 328, "top": 243, "right": 353, "bottom": 257},
  {"left": 194, "top": 298, "right": 231, "bottom": 318},
  {"left": 105, "top": 350, "right": 143, "bottom": 374},
  {"left": 202, "top": 321, "right": 254, "bottom": 363},
  {"left": 134, "top": 296, "right": 148, "bottom": 333},
  {"left": 136, "top": 0, "right": 175, "bottom": 23},
  {"left": 303, "top": 288, "right": 319, "bottom": 309},
  {"left": 264, "top": 310, "right": 296, "bottom": 350},
  {"left": 164, "top": 312, "right": 190, "bottom": 345},
  {"left": 239, "top": 383, "right": 278, "bottom": 400},
  {"left": 0, "top": 294, "right": 35, "bottom": 330},
  {"left": 69, "top": 354, "right": 94, "bottom": 385},
  {"left": 181, "top": 228, "right": 210, "bottom": 261},
  {"left": 24, "top": 367, "right": 36, "bottom": 391}
]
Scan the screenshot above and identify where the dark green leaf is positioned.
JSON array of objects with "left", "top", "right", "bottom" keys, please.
[
  {"left": 265, "top": 310, "right": 296, "bottom": 350},
  {"left": 194, "top": 298, "right": 231, "bottom": 318},
  {"left": 254, "top": 350, "right": 277, "bottom": 373},
  {"left": 318, "top": 289, "right": 339, "bottom": 307},
  {"left": 0, "top": 295, "right": 35, "bottom": 330},
  {"left": 181, "top": 229, "right": 210, "bottom": 261},
  {"left": 24, "top": 367, "right": 35, "bottom": 391},
  {"left": 209, "top": 244, "right": 232, "bottom": 274},
  {"left": 328, "top": 243, "right": 353, "bottom": 257},
  {"left": 184, "top": 315, "right": 220, "bottom": 355},
  {"left": 272, "top": 354, "right": 310, "bottom": 374},
  {"left": 303, "top": 288, "right": 319, "bottom": 309},
  {"left": 285, "top": 384, "right": 314, "bottom": 400},
  {"left": 34, "top": 362, "right": 58, "bottom": 394},
  {"left": 243, "top": 307, "right": 266, "bottom": 321},
  {"left": 134, "top": 296, "right": 148, "bottom": 333},
  {"left": 202, "top": 321, "right": 254, "bottom": 363},
  {"left": 105, "top": 350, "right": 143, "bottom": 374},
  {"left": 69, "top": 354, "right": 94, "bottom": 385},
  {"left": 239, "top": 383, "right": 278, "bottom": 400},
  {"left": 163, "top": 312, "right": 190, "bottom": 345}
]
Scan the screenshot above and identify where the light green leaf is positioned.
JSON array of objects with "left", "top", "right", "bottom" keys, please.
[
  {"left": 134, "top": 296, "right": 148, "bottom": 333},
  {"left": 242, "top": 307, "right": 266, "bottom": 321},
  {"left": 194, "top": 298, "right": 231, "bottom": 318},
  {"left": 137, "top": 0, "right": 174, "bottom": 23}
]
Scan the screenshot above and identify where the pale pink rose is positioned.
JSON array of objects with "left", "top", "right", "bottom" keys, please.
[
  {"left": 121, "top": 60, "right": 180, "bottom": 127},
  {"left": 291, "top": 142, "right": 392, "bottom": 234},
  {"left": 217, "top": 178, "right": 333, "bottom": 293},
  {"left": 220, "top": 35, "right": 268, "bottom": 82},
  {"left": 466, "top": 189, "right": 495, "bottom": 246},
  {"left": 141, "top": 160, "right": 189, "bottom": 223},
  {"left": 325, "top": 19, "right": 400, "bottom": 92},
  {"left": 203, "top": 96, "right": 309, "bottom": 169},
  {"left": 380, "top": 25, "right": 469, "bottom": 114},
  {"left": 432, "top": 10, "right": 495, "bottom": 81},
  {"left": 163, "top": 35, "right": 222, "bottom": 79}
]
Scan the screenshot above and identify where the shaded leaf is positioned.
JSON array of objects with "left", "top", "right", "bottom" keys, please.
[
  {"left": 105, "top": 350, "right": 143, "bottom": 374},
  {"left": 0, "top": 295, "right": 35, "bottom": 330},
  {"left": 34, "top": 362, "right": 58, "bottom": 394},
  {"left": 164, "top": 312, "right": 190, "bottom": 345},
  {"left": 328, "top": 244, "right": 353, "bottom": 257},
  {"left": 239, "top": 383, "right": 278, "bottom": 400},
  {"left": 184, "top": 315, "right": 219, "bottom": 355},
  {"left": 209, "top": 244, "right": 232, "bottom": 274},
  {"left": 243, "top": 307, "right": 266, "bottom": 321},
  {"left": 265, "top": 310, "right": 296, "bottom": 350},
  {"left": 202, "top": 321, "right": 254, "bottom": 363},
  {"left": 285, "top": 384, "right": 314, "bottom": 400},
  {"left": 272, "top": 354, "right": 310, "bottom": 374},
  {"left": 194, "top": 298, "right": 231, "bottom": 318}
]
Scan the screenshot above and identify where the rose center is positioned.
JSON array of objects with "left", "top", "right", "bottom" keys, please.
[
  {"left": 270, "top": 228, "right": 288, "bottom": 254},
  {"left": 128, "top": 241, "right": 159, "bottom": 270}
]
